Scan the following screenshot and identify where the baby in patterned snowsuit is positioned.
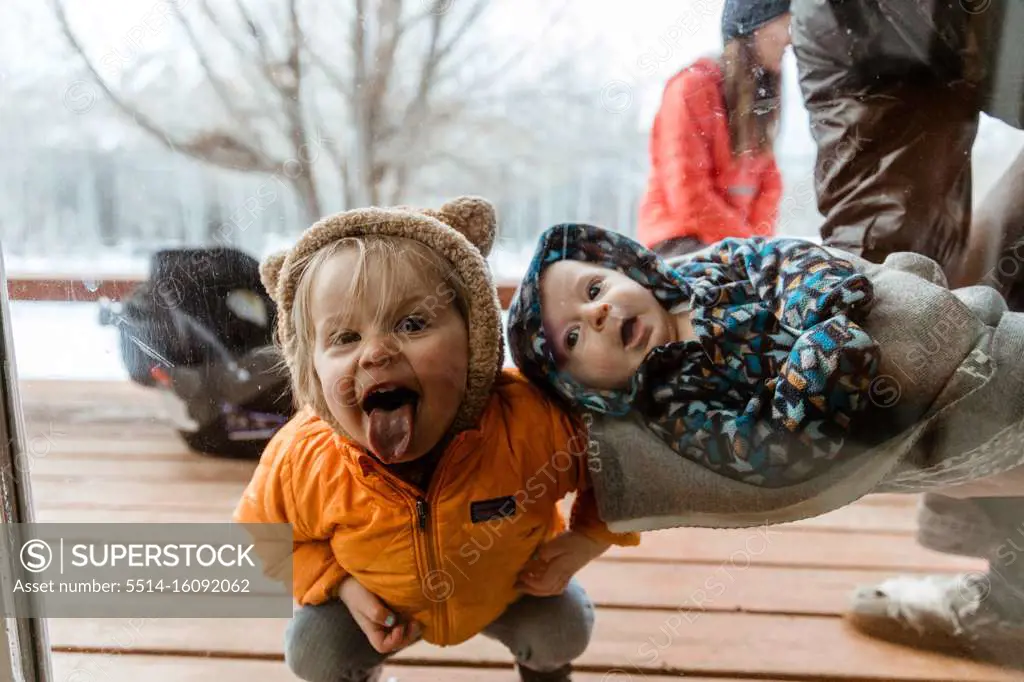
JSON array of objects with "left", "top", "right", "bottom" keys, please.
[{"left": 506, "top": 223, "right": 881, "bottom": 489}]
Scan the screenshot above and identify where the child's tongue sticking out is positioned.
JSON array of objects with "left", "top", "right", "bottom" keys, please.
[
  {"left": 363, "top": 387, "right": 419, "bottom": 463},
  {"left": 367, "top": 403, "right": 415, "bottom": 463}
]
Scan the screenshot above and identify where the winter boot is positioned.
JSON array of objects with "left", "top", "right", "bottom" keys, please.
[{"left": 846, "top": 571, "right": 1024, "bottom": 667}]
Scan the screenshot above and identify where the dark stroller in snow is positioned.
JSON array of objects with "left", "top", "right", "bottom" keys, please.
[{"left": 99, "top": 247, "right": 294, "bottom": 459}]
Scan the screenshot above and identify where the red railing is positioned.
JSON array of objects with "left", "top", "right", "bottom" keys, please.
[{"left": 6, "top": 276, "right": 520, "bottom": 309}]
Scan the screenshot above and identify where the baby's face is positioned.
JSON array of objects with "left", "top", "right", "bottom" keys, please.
[
  {"left": 540, "top": 260, "right": 677, "bottom": 390},
  {"left": 310, "top": 248, "right": 468, "bottom": 464}
]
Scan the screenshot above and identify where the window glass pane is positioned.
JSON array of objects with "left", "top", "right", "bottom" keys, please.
[{"left": 3, "top": 1, "right": 1024, "bottom": 679}]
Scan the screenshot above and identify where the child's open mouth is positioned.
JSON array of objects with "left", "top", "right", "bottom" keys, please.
[
  {"left": 621, "top": 316, "right": 644, "bottom": 350},
  {"left": 361, "top": 385, "right": 419, "bottom": 463}
]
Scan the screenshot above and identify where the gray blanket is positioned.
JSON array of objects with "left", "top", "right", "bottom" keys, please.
[{"left": 587, "top": 248, "right": 1024, "bottom": 532}]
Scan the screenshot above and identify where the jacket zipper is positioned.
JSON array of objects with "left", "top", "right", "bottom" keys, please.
[
  {"left": 364, "top": 455, "right": 453, "bottom": 643},
  {"left": 417, "top": 481, "right": 448, "bottom": 642},
  {"left": 416, "top": 498, "right": 428, "bottom": 530}
]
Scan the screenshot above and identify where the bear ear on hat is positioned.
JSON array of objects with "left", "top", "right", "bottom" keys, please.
[
  {"left": 260, "top": 250, "right": 288, "bottom": 301},
  {"left": 434, "top": 196, "right": 497, "bottom": 258}
]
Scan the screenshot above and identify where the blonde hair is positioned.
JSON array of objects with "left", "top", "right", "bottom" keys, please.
[
  {"left": 285, "top": 236, "right": 470, "bottom": 417},
  {"left": 722, "top": 37, "right": 782, "bottom": 157}
]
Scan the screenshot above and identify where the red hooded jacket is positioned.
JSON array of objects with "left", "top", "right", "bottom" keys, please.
[{"left": 637, "top": 57, "right": 782, "bottom": 249}]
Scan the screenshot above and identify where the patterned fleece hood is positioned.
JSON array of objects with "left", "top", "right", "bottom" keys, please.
[{"left": 506, "top": 223, "right": 703, "bottom": 416}]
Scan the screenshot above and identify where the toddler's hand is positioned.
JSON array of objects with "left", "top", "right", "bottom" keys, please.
[
  {"left": 515, "top": 531, "right": 609, "bottom": 597},
  {"left": 338, "top": 577, "right": 421, "bottom": 653}
]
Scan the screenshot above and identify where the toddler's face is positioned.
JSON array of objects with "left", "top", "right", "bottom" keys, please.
[
  {"left": 310, "top": 249, "right": 469, "bottom": 465},
  {"left": 540, "top": 260, "right": 676, "bottom": 390}
]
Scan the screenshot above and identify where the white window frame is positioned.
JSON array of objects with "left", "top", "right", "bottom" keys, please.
[{"left": 0, "top": 250, "right": 54, "bottom": 682}]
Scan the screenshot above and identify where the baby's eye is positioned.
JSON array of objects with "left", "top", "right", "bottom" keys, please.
[
  {"left": 565, "top": 327, "right": 580, "bottom": 351},
  {"left": 587, "top": 279, "right": 602, "bottom": 300},
  {"left": 396, "top": 315, "right": 427, "bottom": 334},
  {"left": 332, "top": 330, "right": 359, "bottom": 345}
]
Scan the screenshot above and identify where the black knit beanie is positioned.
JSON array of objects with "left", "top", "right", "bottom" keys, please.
[{"left": 721, "top": 0, "right": 791, "bottom": 41}]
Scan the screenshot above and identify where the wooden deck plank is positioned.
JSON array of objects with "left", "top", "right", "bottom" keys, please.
[
  {"left": 795, "top": 504, "right": 918, "bottom": 533},
  {"left": 21, "top": 379, "right": 1017, "bottom": 680},
  {"left": 30, "top": 484, "right": 972, "bottom": 572},
  {"left": 603, "top": 527, "right": 981, "bottom": 572},
  {"left": 27, "top": 456, "right": 258, "bottom": 480},
  {"left": 51, "top": 653, "right": 775, "bottom": 682},
  {"left": 23, "top": 526, "right": 927, "bottom": 616},
  {"left": 20, "top": 379, "right": 164, "bottom": 401},
  {"left": 16, "top": 437, "right": 215, "bottom": 458},
  {"left": 31, "top": 479, "right": 249, "bottom": 511},
  {"left": 25, "top": 451, "right": 921, "bottom": 533},
  {"left": 572, "top": 563, "right": 943, "bottom": 615},
  {"left": 34, "top": 497, "right": 925, "bottom": 540},
  {"left": 46, "top": 612, "right": 1020, "bottom": 681}
]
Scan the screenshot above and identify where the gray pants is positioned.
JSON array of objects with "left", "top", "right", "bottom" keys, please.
[
  {"left": 916, "top": 494, "right": 1024, "bottom": 617},
  {"left": 284, "top": 579, "right": 594, "bottom": 681}
]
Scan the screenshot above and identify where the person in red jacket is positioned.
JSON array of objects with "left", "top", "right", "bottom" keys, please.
[{"left": 637, "top": 0, "right": 791, "bottom": 258}]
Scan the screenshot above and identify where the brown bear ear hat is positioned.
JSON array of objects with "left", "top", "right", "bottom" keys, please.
[{"left": 259, "top": 196, "right": 504, "bottom": 437}]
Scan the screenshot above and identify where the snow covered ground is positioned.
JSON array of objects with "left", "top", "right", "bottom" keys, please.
[{"left": 7, "top": 301, "right": 128, "bottom": 380}]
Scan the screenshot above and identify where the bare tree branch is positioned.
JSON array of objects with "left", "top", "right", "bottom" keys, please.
[
  {"left": 281, "top": 0, "right": 302, "bottom": 103},
  {"left": 280, "top": 0, "right": 321, "bottom": 219},
  {"left": 347, "top": 0, "right": 407, "bottom": 204},
  {"left": 432, "top": 0, "right": 488, "bottom": 66},
  {"left": 352, "top": 0, "right": 367, "bottom": 86},
  {"left": 50, "top": 0, "right": 278, "bottom": 173},
  {"left": 178, "top": 131, "right": 279, "bottom": 169},
  {"left": 366, "top": 0, "right": 405, "bottom": 145},
  {"left": 46, "top": 0, "right": 623, "bottom": 223},
  {"left": 350, "top": 0, "right": 371, "bottom": 204},
  {"left": 170, "top": 2, "right": 281, "bottom": 158},
  {"left": 393, "top": 8, "right": 443, "bottom": 136},
  {"left": 389, "top": 163, "right": 409, "bottom": 204},
  {"left": 310, "top": 96, "right": 353, "bottom": 208},
  {"left": 303, "top": 45, "right": 352, "bottom": 99},
  {"left": 197, "top": 0, "right": 290, "bottom": 113},
  {"left": 197, "top": 0, "right": 251, "bottom": 62},
  {"left": 372, "top": 0, "right": 492, "bottom": 200},
  {"left": 436, "top": 0, "right": 572, "bottom": 96},
  {"left": 50, "top": 0, "right": 172, "bottom": 142},
  {"left": 376, "top": 1, "right": 487, "bottom": 143},
  {"left": 233, "top": 0, "right": 273, "bottom": 67}
]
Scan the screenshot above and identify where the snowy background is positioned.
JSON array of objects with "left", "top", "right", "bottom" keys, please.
[
  {"left": 3, "top": 0, "right": 1024, "bottom": 381},
  {"left": 8, "top": 302, "right": 126, "bottom": 380}
]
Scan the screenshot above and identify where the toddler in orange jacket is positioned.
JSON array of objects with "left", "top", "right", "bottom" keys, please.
[{"left": 233, "top": 197, "right": 638, "bottom": 682}]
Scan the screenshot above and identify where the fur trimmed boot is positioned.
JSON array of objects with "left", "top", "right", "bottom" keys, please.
[{"left": 847, "top": 571, "right": 1024, "bottom": 667}]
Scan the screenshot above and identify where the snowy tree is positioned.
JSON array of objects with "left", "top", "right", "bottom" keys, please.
[{"left": 47, "top": 0, "right": 631, "bottom": 229}]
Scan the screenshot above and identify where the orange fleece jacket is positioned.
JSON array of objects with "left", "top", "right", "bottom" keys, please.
[{"left": 234, "top": 369, "right": 640, "bottom": 646}]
